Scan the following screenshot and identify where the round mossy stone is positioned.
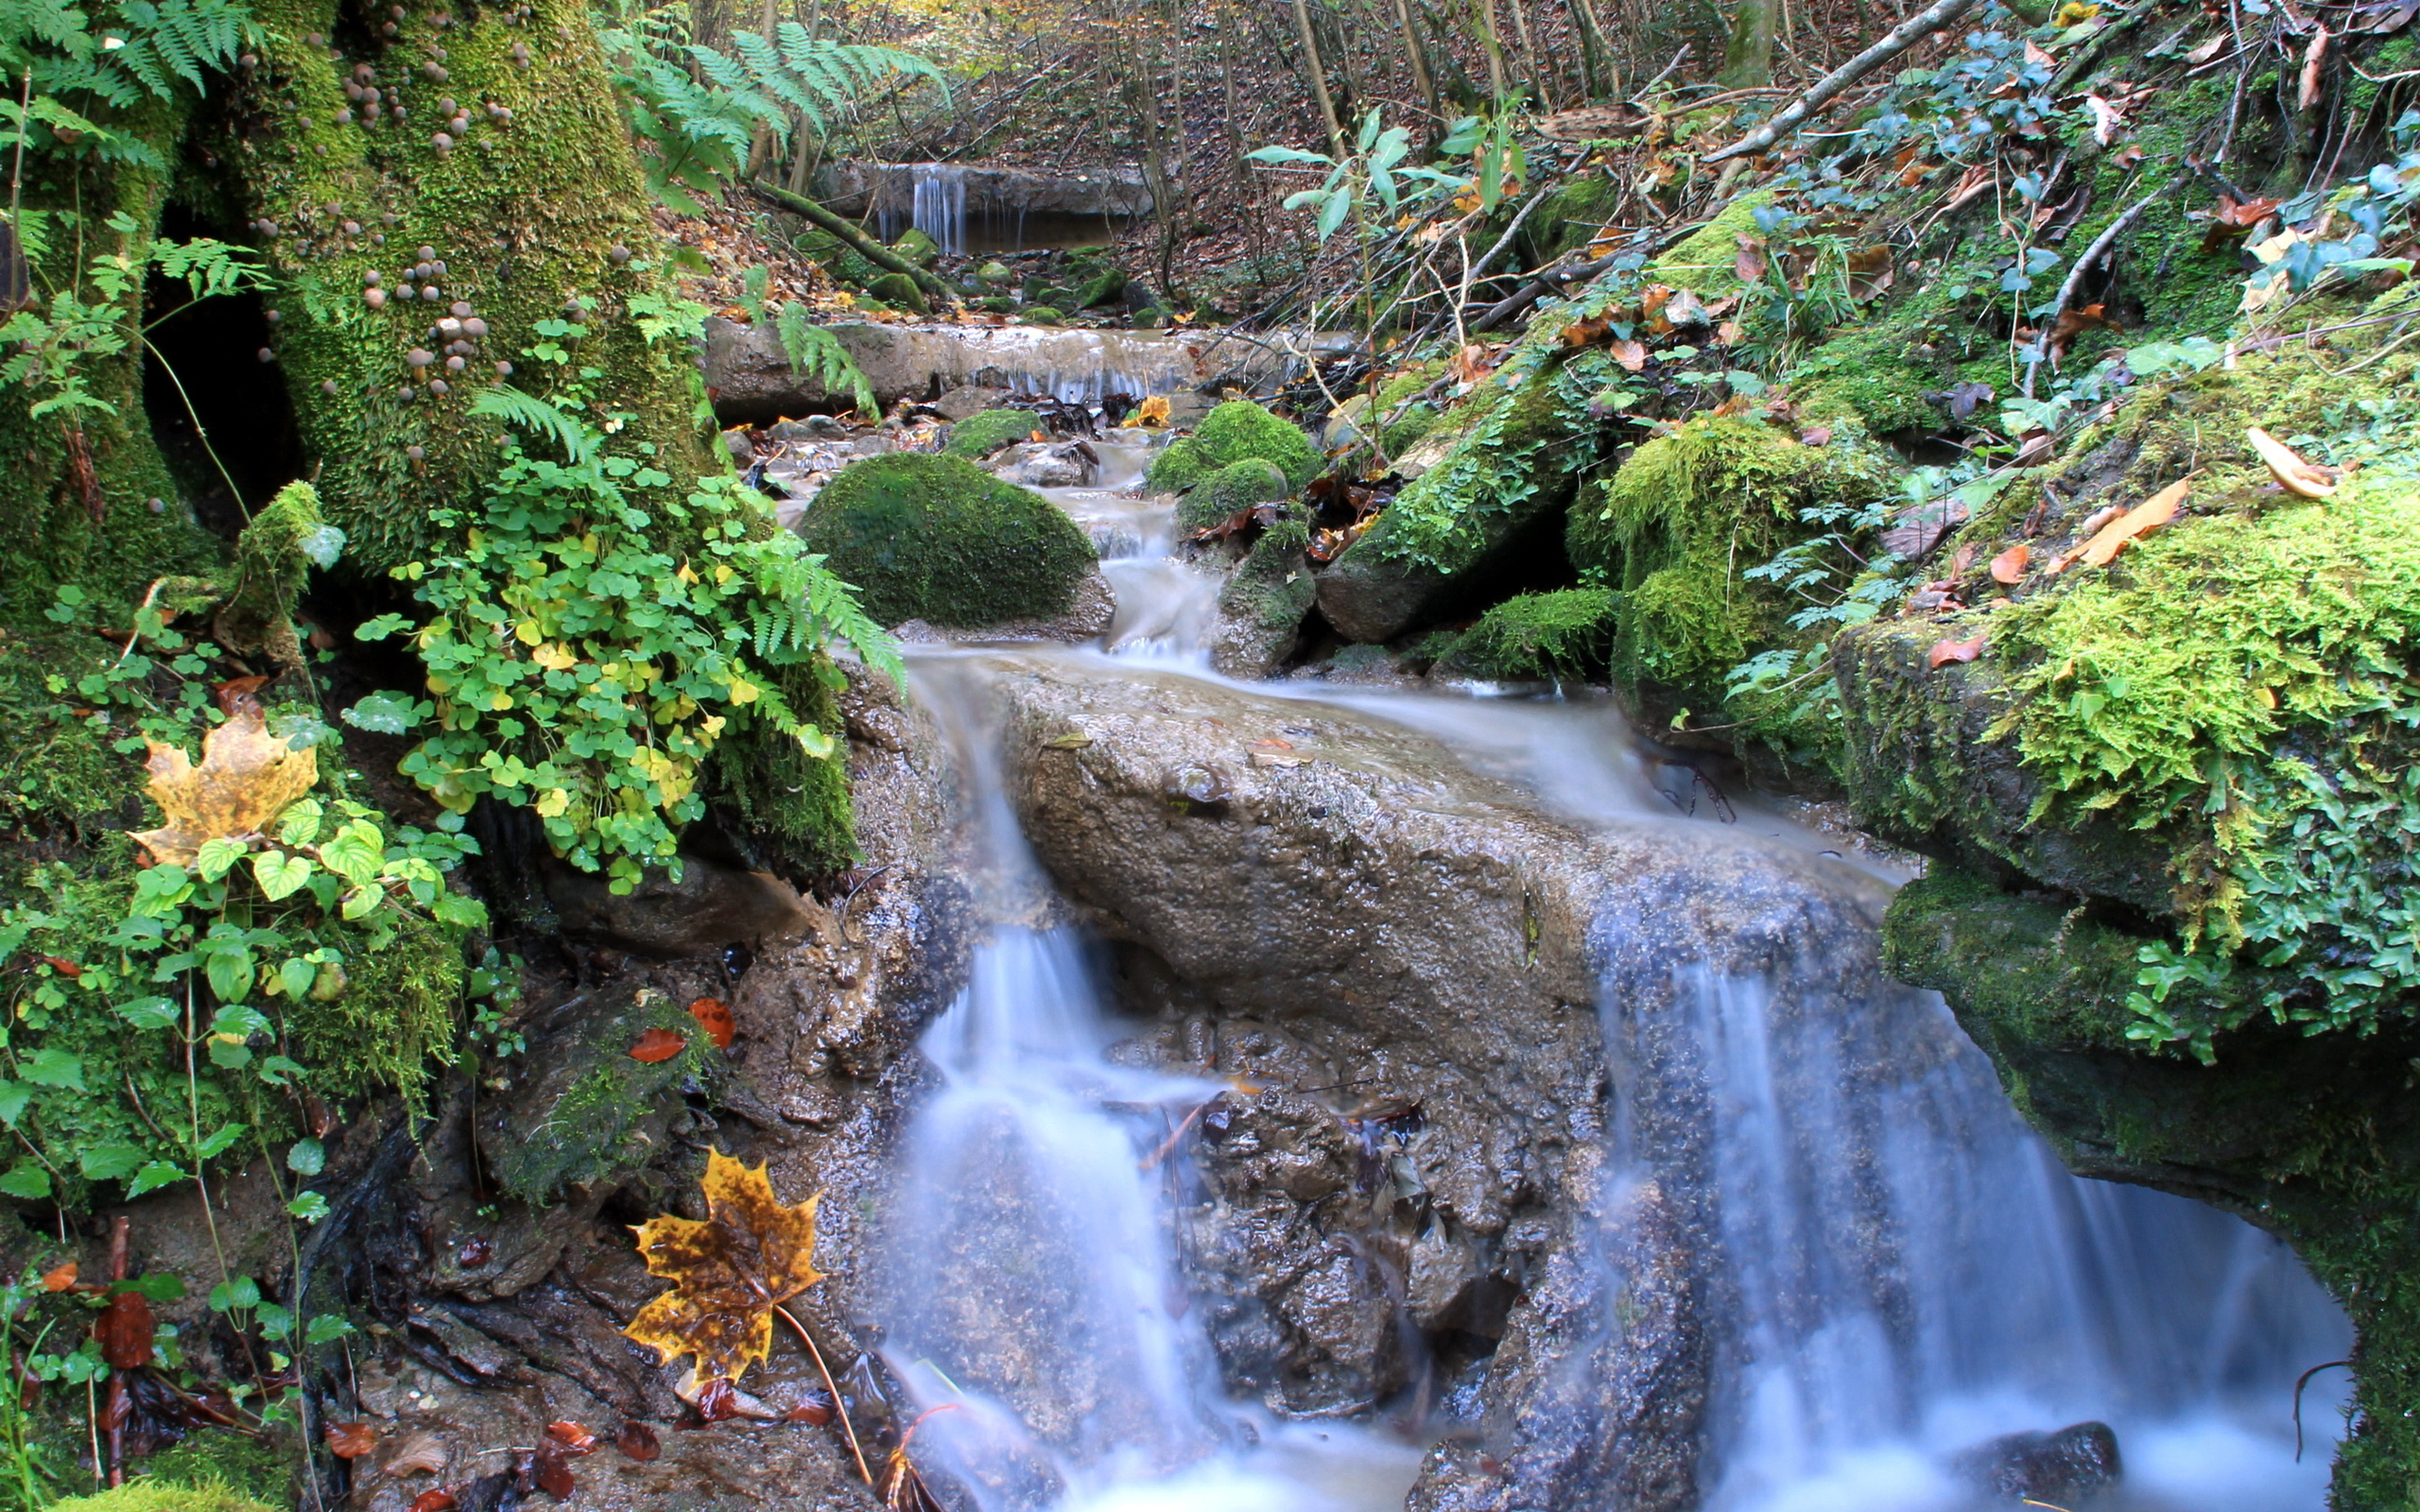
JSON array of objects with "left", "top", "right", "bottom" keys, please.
[
  {"left": 1179, "top": 457, "right": 1290, "bottom": 531},
  {"left": 1146, "top": 401, "right": 1322, "bottom": 492},
  {"left": 866, "top": 271, "right": 930, "bottom": 315},
  {"left": 943, "top": 408, "right": 1043, "bottom": 459},
  {"left": 892, "top": 227, "right": 942, "bottom": 267},
  {"left": 1022, "top": 305, "right": 1064, "bottom": 326},
  {"left": 799, "top": 454, "right": 1097, "bottom": 628}
]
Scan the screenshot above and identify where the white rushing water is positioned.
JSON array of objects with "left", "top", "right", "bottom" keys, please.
[{"left": 867, "top": 443, "right": 2352, "bottom": 1512}]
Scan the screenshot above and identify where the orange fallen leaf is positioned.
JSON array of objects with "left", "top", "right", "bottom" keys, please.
[
  {"left": 2048, "top": 478, "right": 2190, "bottom": 574},
  {"left": 1928, "top": 632, "right": 1988, "bottom": 668},
  {"left": 326, "top": 1421, "right": 379, "bottom": 1460},
  {"left": 625, "top": 1149, "right": 825, "bottom": 1392},
  {"left": 614, "top": 1421, "right": 661, "bottom": 1461},
  {"left": 130, "top": 703, "right": 320, "bottom": 866},
  {"left": 1990, "top": 544, "right": 2031, "bottom": 584},
  {"left": 546, "top": 1420, "right": 598, "bottom": 1454},
  {"left": 2246, "top": 427, "right": 2339, "bottom": 497},
  {"left": 1609, "top": 337, "right": 1648, "bottom": 372},
  {"left": 40, "top": 956, "right": 80, "bottom": 979},
  {"left": 687, "top": 997, "right": 735, "bottom": 1051},
  {"left": 1128, "top": 395, "right": 1170, "bottom": 428},
  {"left": 630, "top": 1028, "right": 686, "bottom": 1064},
  {"left": 409, "top": 1493, "right": 458, "bottom": 1512},
  {"left": 1249, "top": 737, "right": 1294, "bottom": 751},
  {"left": 40, "top": 1262, "right": 76, "bottom": 1293}
]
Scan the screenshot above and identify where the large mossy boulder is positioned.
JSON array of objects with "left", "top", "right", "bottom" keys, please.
[
  {"left": 1145, "top": 401, "right": 1322, "bottom": 493},
  {"left": 943, "top": 407, "right": 1042, "bottom": 459},
  {"left": 799, "top": 453, "right": 1097, "bottom": 628}
]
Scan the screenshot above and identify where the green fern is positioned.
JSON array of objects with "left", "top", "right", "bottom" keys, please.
[
  {"left": 600, "top": 24, "right": 944, "bottom": 214},
  {"left": 468, "top": 386, "right": 599, "bottom": 464},
  {"left": 0, "top": 0, "right": 250, "bottom": 166},
  {"left": 738, "top": 264, "right": 875, "bottom": 418}
]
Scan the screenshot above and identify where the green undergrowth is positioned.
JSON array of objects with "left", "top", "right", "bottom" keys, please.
[
  {"left": 1145, "top": 401, "right": 1321, "bottom": 493},
  {"left": 800, "top": 453, "right": 1097, "bottom": 628}
]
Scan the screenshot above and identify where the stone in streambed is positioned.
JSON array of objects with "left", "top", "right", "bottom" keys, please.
[
  {"left": 1951, "top": 1420, "right": 2122, "bottom": 1502},
  {"left": 797, "top": 453, "right": 1099, "bottom": 630}
]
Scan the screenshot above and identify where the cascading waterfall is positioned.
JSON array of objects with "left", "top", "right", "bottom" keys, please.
[
  {"left": 866, "top": 442, "right": 2351, "bottom": 1511},
  {"left": 911, "top": 164, "right": 969, "bottom": 257}
]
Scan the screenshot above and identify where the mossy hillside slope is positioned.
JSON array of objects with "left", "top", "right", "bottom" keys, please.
[
  {"left": 799, "top": 453, "right": 1097, "bottom": 627},
  {"left": 1144, "top": 401, "right": 1322, "bottom": 493}
]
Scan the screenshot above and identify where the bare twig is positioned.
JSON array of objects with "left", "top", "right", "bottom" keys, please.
[
  {"left": 773, "top": 1304, "right": 874, "bottom": 1486},
  {"left": 1703, "top": 0, "right": 1979, "bottom": 163}
]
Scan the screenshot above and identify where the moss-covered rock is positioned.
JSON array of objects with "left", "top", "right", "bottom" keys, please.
[
  {"left": 866, "top": 271, "right": 932, "bottom": 315},
  {"left": 942, "top": 407, "right": 1042, "bottom": 459},
  {"left": 798, "top": 454, "right": 1097, "bottom": 628},
  {"left": 892, "top": 227, "right": 941, "bottom": 267},
  {"left": 1646, "top": 188, "right": 1774, "bottom": 297},
  {"left": 1567, "top": 415, "right": 1888, "bottom": 762},
  {"left": 479, "top": 982, "right": 716, "bottom": 1204},
  {"left": 1021, "top": 304, "right": 1065, "bottom": 326},
  {"left": 1442, "top": 588, "right": 1616, "bottom": 682},
  {"left": 1208, "top": 519, "right": 1316, "bottom": 679},
  {"left": 1146, "top": 401, "right": 1321, "bottom": 494},
  {"left": 1178, "top": 458, "right": 1289, "bottom": 532}
]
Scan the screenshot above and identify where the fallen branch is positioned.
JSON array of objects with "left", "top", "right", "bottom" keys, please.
[
  {"left": 1703, "top": 0, "right": 1980, "bottom": 163},
  {"left": 746, "top": 182, "right": 953, "bottom": 302}
]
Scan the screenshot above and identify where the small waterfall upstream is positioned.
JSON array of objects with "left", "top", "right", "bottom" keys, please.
[{"left": 864, "top": 444, "right": 2352, "bottom": 1511}]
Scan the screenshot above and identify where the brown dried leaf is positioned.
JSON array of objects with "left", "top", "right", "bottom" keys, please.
[
  {"left": 630, "top": 1028, "right": 686, "bottom": 1064},
  {"left": 2247, "top": 426, "right": 2341, "bottom": 497},
  {"left": 687, "top": 997, "right": 735, "bottom": 1051},
  {"left": 130, "top": 704, "right": 320, "bottom": 866},
  {"left": 614, "top": 1421, "right": 662, "bottom": 1462},
  {"left": 533, "top": 1451, "right": 576, "bottom": 1500},
  {"left": 95, "top": 1291, "right": 153, "bottom": 1371},
  {"left": 2049, "top": 478, "right": 2190, "bottom": 574},
  {"left": 1609, "top": 337, "right": 1648, "bottom": 372},
  {"left": 2300, "top": 26, "right": 2330, "bottom": 112},
  {"left": 408, "top": 1492, "right": 457, "bottom": 1512},
  {"left": 1990, "top": 544, "right": 2031, "bottom": 584},
  {"left": 2184, "top": 33, "right": 2226, "bottom": 64},
  {"left": 545, "top": 1420, "right": 597, "bottom": 1454},
  {"left": 1927, "top": 632, "right": 1987, "bottom": 669},
  {"left": 625, "top": 1150, "right": 825, "bottom": 1392},
  {"left": 1734, "top": 236, "right": 1767, "bottom": 284},
  {"left": 40, "top": 1262, "right": 76, "bottom": 1293},
  {"left": 326, "top": 1421, "right": 379, "bottom": 1460},
  {"left": 1845, "top": 246, "right": 1894, "bottom": 302}
]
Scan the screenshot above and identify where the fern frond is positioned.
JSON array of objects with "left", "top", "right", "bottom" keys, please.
[
  {"left": 470, "top": 387, "right": 598, "bottom": 464},
  {"left": 774, "top": 304, "right": 874, "bottom": 418}
]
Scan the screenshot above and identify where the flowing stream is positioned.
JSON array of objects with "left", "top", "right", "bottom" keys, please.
[{"left": 863, "top": 445, "right": 2353, "bottom": 1511}]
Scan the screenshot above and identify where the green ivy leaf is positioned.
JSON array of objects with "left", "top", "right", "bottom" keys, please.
[
  {"left": 0, "top": 1165, "right": 48, "bottom": 1200},
  {"left": 341, "top": 692, "right": 426, "bottom": 735},
  {"left": 20, "top": 1049, "right": 84, "bottom": 1091},
  {"left": 114, "top": 996, "right": 180, "bottom": 1030},
  {"left": 193, "top": 835, "right": 249, "bottom": 884},
  {"left": 125, "top": 1162, "right": 185, "bottom": 1199},
  {"left": 252, "top": 850, "right": 316, "bottom": 902},
  {"left": 207, "top": 1278, "right": 260, "bottom": 1314},
  {"left": 0, "top": 1081, "right": 31, "bottom": 1127},
  {"left": 286, "top": 1138, "right": 325, "bottom": 1177},
  {"left": 286, "top": 1191, "right": 331, "bottom": 1223},
  {"left": 303, "top": 1312, "right": 354, "bottom": 1343},
  {"left": 78, "top": 1143, "right": 145, "bottom": 1181}
]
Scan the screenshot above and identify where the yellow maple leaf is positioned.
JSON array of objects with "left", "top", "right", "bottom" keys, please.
[
  {"left": 130, "top": 706, "right": 320, "bottom": 866},
  {"left": 625, "top": 1150, "right": 824, "bottom": 1392}
]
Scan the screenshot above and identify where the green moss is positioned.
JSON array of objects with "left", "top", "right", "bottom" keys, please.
[
  {"left": 1790, "top": 322, "right": 1945, "bottom": 435},
  {"left": 1178, "top": 458, "right": 1288, "bottom": 531},
  {"left": 52, "top": 1480, "right": 275, "bottom": 1512},
  {"left": 1380, "top": 402, "right": 1442, "bottom": 456},
  {"left": 866, "top": 271, "right": 931, "bottom": 315},
  {"left": 136, "top": 1429, "right": 291, "bottom": 1507},
  {"left": 285, "top": 907, "right": 460, "bottom": 1116},
  {"left": 1215, "top": 517, "right": 1316, "bottom": 647},
  {"left": 715, "top": 655, "right": 856, "bottom": 874},
  {"left": 1443, "top": 588, "right": 1616, "bottom": 681},
  {"left": 1021, "top": 305, "right": 1065, "bottom": 325},
  {"left": 1147, "top": 401, "right": 1322, "bottom": 492},
  {"left": 1570, "top": 415, "right": 1885, "bottom": 714},
  {"left": 1646, "top": 188, "right": 1774, "bottom": 297},
  {"left": 798, "top": 454, "right": 1096, "bottom": 627},
  {"left": 1520, "top": 174, "right": 1619, "bottom": 267},
  {"left": 1362, "top": 375, "right": 1581, "bottom": 575},
  {"left": 942, "top": 408, "right": 1042, "bottom": 459},
  {"left": 1075, "top": 267, "right": 1130, "bottom": 309},
  {"left": 891, "top": 227, "right": 941, "bottom": 267}
]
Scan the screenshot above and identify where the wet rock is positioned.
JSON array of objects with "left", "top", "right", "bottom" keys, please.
[
  {"left": 545, "top": 852, "right": 819, "bottom": 956},
  {"left": 1951, "top": 1420, "right": 2122, "bottom": 1502},
  {"left": 473, "top": 984, "right": 717, "bottom": 1204},
  {"left": 935, "top": 383, "right": 1016, "bottom": 421},
  {"left": 769, "top": 414, "right": 851, "bottom": 443},
  {"left": 991, "top": 439, "right": 1099, "bottom": 489},
  {"left": 700, "top": 318, "right": 1305, "bottom": 422},
  {"left": 984, "top": 657, "right": 1898, "bottom": 1503}
]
